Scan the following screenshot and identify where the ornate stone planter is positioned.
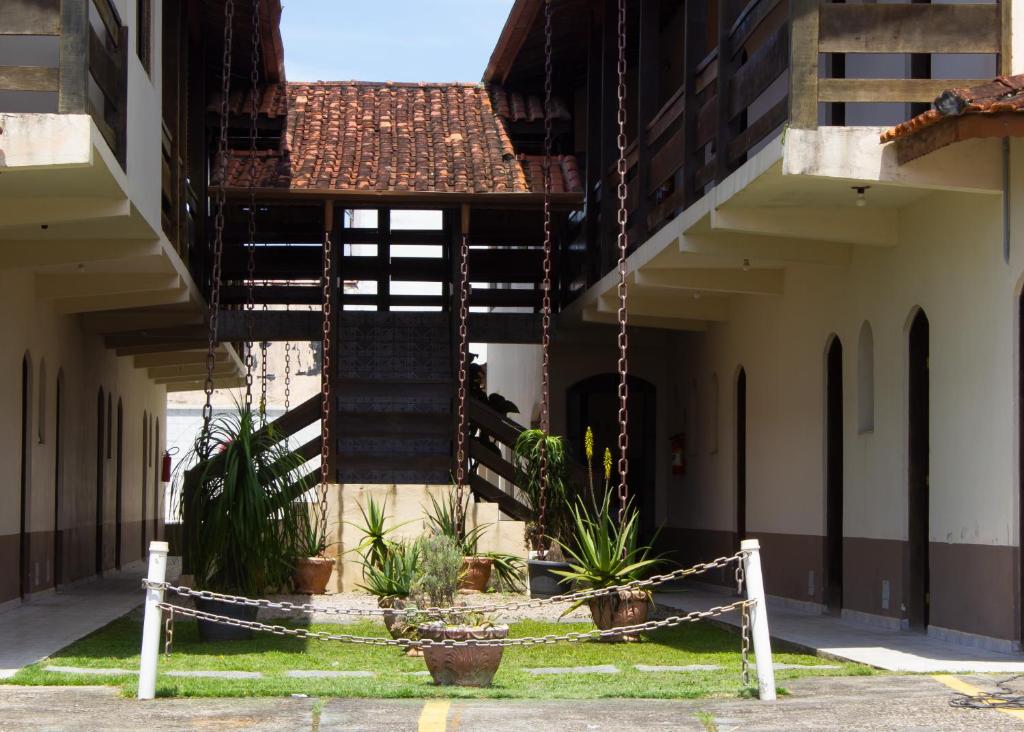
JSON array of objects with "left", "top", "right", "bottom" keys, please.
[
  {"left": 457, "top": 556, "right": 492, "bottom": 593},
  {"left": 587, "top": 588, "right": 650, "bottom": 642},
  {"left": 292, "top": 556, "right": 335, "bottom": 595},
  {"left": 417, "top": 623, "right": 509, "bottom": 687},
  {"left": 378, "top": 596, "right": 416, "bottom": 640}
]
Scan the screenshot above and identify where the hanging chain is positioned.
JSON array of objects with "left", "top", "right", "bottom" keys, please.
[
  {"left": 201, "top": 0, "right": 235, "bottom": 440},
  {"left": 614, "top": 0, "right": 630, "bottom": 523},
  {"left": 319, "top": 226, "right": 333, "bottom": 547},
  {"left": 146, "top": 551, "right": 748, "bottom": 618},
  {"left": 454, "top": 229, "right": 471, "bottom": 538},
  {"left": 536, "top": 0, "right": 554, "bottom": 556},
  {"left": 164, "top": 607, "right": 174, "bottom": 657},
  {"left": 155, "top": 598, "right": 752, "bottom": 649},
  {"left": 284, "top": 339, "right": 291, "bottom": 412},
  {"left": 741, "top": 601, "right": 751, "bottom": 686},
  {"left": 243, "top": 0, "right": 262, "bottom": 414}
]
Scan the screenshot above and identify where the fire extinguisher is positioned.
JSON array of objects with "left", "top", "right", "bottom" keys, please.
[
  {"left": 670, "top": 433, "right": 686, "bottom": 476},
  {"left": 161, "top": 447, "right": 179, "bottom": 483}
]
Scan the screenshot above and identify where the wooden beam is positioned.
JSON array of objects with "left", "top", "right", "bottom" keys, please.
[
  {"left": 819, "top": 4, "right": 1000, "bottom": 54},
  {"left": 680, "top": 234, "right": 851, "bottom": 267},
  {"left": 36, "top": 273, "right": 180, "bottom": 300},
  {"left": 216, "top": 187, "right": 584, "bottom": 211},
  {"left": 58, "top": 0, "right": 88, "bottom": 114},
  {"left": 51, "top": 286, "right": 188, "bottom": 314},
  {"left": 597, "top": 292, "right": 731, "bottom": 321},
  {"left": 0, "top": 0, "right": 61, "bottom": 35},
  {"left": 133, "top": 350, "right": 227, "bottom": 369},
  {"left": 0, "top": 198, "right": 130, "bottom": 229},
  {"left": 789, "top": 0, "right": 820, "bottom": 130},
  {"left": 0, "top": 66, "right": 58, "bottom": 91},
  {"left": 634, "top": 267, "right": 784, "bottom": 295},
  {"left": 0, "top": 239, "right": 160, "bottom": 270},
  {"left": 818, "top": 78, "right": 991, "bottom": 104}
]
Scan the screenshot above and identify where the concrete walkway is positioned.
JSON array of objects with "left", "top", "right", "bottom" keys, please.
[
  {"left": 656, "top": 585, "right": 1024, "bottom": 673},
  {"left": 0, "top": 566, "right": 154, "bottom": 679}
]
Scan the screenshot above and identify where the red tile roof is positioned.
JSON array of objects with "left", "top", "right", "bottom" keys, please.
[
  {"left": 881, "top": 74, "right": 1024, "bottom": 143},
  {"left": 216, "top": 81, "right": 579, "bottom": 195}
]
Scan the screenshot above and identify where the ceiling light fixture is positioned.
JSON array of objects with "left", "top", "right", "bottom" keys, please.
[
  {"left": 852, "top": 186, "right": 870, "bottom": 208},
  {"left": 742, "top": 258, "right": 751, "bottom": 272}
]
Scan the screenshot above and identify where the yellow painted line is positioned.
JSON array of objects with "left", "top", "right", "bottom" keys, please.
[
  {"left": 418, "top": 700, "right": 451, "bottom": 732},
  {"left": 933, "top": 674, "right": 1024, "bottom": 720}
]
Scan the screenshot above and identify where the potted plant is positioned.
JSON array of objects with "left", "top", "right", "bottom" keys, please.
[
  {"left": 357, "top": 539, "right": 422, "bottom": 639},
  {"left": 181, "top": 404, "right": 309, "bottom": 641},
  {"left": 554, "top": 488, "right": 662, "bottom": 642},
  {"left": 513, "top": 428, "right": 574, "bottom": 597},
  {"left": 291, "top": 504, "right": 336, "bottom": 595},
  {"left": 424, "top": 490, "right": 492, "bottom": 592},
  {"left": 412, "top": 534, "right": 509, "bottom": 687}
]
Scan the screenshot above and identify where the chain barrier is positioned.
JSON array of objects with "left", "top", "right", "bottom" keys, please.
[
  {"left": 243, "top": 0, "right": 261, "bottom": 413},
  {"left": 453, "top": 229, "right": 471, "bottom": 537},
  {"left": 319, "top": 226, "right": 333, "bottom": 545},
  {"left": 740, "top": 600, "right": 751, "bottom": 686},
  {"left": 614, "top": 0, "right": 631, "bottom": 523},
  {"left": 536, "top": 0, "right": 554, "bottom": 556},
  {"left": 201, "top": 0, "right": 235, "bottom": 440},
  {"left": 144, "top": 551, "right": 748, "bottom": 619},
  {"left": 164, "top": 607, "right": 175, "bottom": 658},
  {"left": 154, "top": 598, "right": 753, "bottom": 650}
]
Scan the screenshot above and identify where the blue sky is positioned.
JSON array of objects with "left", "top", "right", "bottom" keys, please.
[{"left": 279, "top": 1, "right": 516, "bottom": 83}]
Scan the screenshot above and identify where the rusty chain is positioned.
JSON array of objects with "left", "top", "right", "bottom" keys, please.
[
  {"left": 145, "top": 551, "right": 748, "bottom": 618},
  {"left": 736, "top": 559, "right": 750, "bottom": 684},
  {"left": 164, "top": 607, "right": 175, "bottom": 658},
  {"left": 284, "top": 339, "right": 291, "bottom": 412},
  {"left": 614, "top": 0, "right": 631, "bottom": 523},
  {"left": 201, "top": 0, "right": 235, "bottom": 440},
  {"left": 154, "top": 598, "right": 753, "bottom": 650},
  {"left": 319, "top": 226, "right": 333, "bottom": 548},
  {"left": 243, "top": 0, "right": 261, "bottom": 413},
  {"left": 536, "top": 0, "right": 554, "bottom": 555},
  {"left": 453, "top": 229, "right": 471, "bottom": 538}
]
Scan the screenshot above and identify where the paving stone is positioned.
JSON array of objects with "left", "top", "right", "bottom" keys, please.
[
  {"left": 164, "top": 670, "right": 263, "bottom": 679},
  {"left": 284, "top": 670, "right": 375, "bottom": 678},
  {"left": 401, "top": 671, "right": 432, "bottom": 676},
  {"left": 44, "top": 665, "right": 137, "bottom": 676},
  {"left": 773, "top": 662, "right": 840, "bottom": 670},
  {"left": 633, "top": 664, "right": 722, "bottom": 672},
  {"left": 523, "top": 664, "right": 619, "bottom": 676}
]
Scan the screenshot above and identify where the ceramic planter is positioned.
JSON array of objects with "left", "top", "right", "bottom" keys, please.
[
  {"left": 378, "top": 596, "right": 416, "bottom": 640},
  {"left": 457, "top": 556, "right": 492, "bottom": 592},
  {"left": 292, "top": 556, "right": 335, "bottom": 595},
  {"left": 194, "top": 597, "right": 258, "bottom": 642},
  {"left": 587, "top": 588, "right": 650, "bottom": 642},
  {"left": 527, "top": 558, "right": 571, "bottom": 598},
  {"left": 417, "top": 623, "right": 509, "bottom": 687}
]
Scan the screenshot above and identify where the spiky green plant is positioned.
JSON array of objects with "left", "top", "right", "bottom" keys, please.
[
  {"left": 346, "top": 496, "right": 412, "bottom": 571},
  {"left": 512, "top": 429, "right": 573, "bottom": 550},
  {"left": 485, "top": 552, "right": 526, "bottom": 593},
  {"left": 553, "top": 489, "right": 662, "bottom": 614},
  {"left": 424, "top": 489, "right": 488, "bottom": 556},
  {"left": 357, "top": 539, "right": 421, "bottom": 601},
  {"left": 180, "top": 404, "right": 310, "bottom": 596}
]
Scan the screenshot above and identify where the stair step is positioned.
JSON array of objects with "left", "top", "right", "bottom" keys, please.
[{"left": 337, "top": 412, "right": 451, "bottom": 438}]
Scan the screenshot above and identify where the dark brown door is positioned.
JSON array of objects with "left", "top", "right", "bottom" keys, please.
[
  {"left": 20, "top": 356, "right": 31, "bottom": 598},
  {"left": 115, "top": 401, "right": 123, "bottom": 570},
  {"left": 53, "top": 373, "right": 63, "bottom": 587},
  {"left": 95, "top": 389, "right": 105, "bottom": 577},
  {"left": 908, "top": 311, "right": 930, "bottom": 629},
  {"left": 825, "top": 338, "right": 844, "bottom": 614},
  {"left": 736, "top": 369, "right": 747, "bottom": 541}
]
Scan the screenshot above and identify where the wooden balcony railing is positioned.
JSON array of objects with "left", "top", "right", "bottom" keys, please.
[
  {"left": 0, "top": 0, "right": 127, "bottom": 167},
  {"left": 572, "top": 0, "right": 1005, "bottom": 297}
]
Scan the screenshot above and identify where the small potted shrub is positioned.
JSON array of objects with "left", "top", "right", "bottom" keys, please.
[
  {"left": 554, "top": 488, "right": 661, "bottom": 642},
  {"left": 181, "top": 405, "right": 309, "bottom": 641},
  {"left": 291, "top": 505, "right": 336, "bottom": 595},
  {"left": 424, "top": 490, "right": 491, "bottom": 592},
  {"left": 413, "top": 534, "right": 509, "bottom": 687}
]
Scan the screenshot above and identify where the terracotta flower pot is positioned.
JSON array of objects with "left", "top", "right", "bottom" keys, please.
[
  {"left": 292, "top": 556, "right": 335, "bottom": 595},
  {"left": 417, "top": 623, "right": 509, "bottom": 687},
  {"left": 457, "top": 556, "right": 492, "bottom": 593},
  {"left": 587, "top": 588, "right": 650, "bottom": 642}
]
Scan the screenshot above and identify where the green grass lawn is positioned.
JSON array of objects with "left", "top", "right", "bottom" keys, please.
[{"left": 10, "top": 615, "right": 873, "bottom": 699}]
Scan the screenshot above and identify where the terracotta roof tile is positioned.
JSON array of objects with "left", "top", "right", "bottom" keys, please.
[
  {"left": 217, "top": 81, "right": 545, "bottom": 193},
  {"left": 881, "top": 74, "right": 1024, "bottom": 143}
]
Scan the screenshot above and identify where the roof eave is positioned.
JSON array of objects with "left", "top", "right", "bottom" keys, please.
[
  {"left": 215, "top": 186, "right": 585, "bottom": 210},
  {"left": 483, "top": 0, "right": 543, "bottom": 84}
]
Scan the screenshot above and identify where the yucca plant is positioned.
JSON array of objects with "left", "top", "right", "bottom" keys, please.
[
  {"left": 486, "top": 552, "right": 526, "bottom": 593},
  {"left": 424, "top": 489, "right": 488, "bottom": 555},
  {"left": 347, "top": 496, "right": 412, "bottom": 571},
  {"left": 180, "top": 404, "right": 310, "bottom": 597},
  {"left": 358, "top": 539, "right": 421, "bottom": 602},
  {"left": 553, "top": 488, "right": 662, "bottom": 614}
]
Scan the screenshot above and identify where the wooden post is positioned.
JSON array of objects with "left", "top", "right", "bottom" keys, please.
[
  {"left": 635, "top": 0, "right": 659, "bottom": 245},
  {"left": 58, "top": 0, "right": 88, "bottom": 114},
  {"left": 715, "top": 0, "right": 736, "bottom": 184},
  {"left": 583, "top": 4, "right": 604, "bottom": 287},
  {"left": 789, "top": 0, "right": 821, "bottom": 130},
  {"left": 682, "top": 0, "right": 708, "bottom": 207}
]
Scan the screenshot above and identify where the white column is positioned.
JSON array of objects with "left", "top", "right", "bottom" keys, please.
[
  {"left": 741, "top": 538, "right": 776, "bottom": 702},
  {"left": 137, "top": 540, "right": 169, "bottom": 700}
]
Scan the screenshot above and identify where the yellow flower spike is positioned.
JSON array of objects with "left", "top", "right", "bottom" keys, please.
[
  {"left": 585, "top": 427, "right": 594, "bottom": 462},
  {"left": 603, "top": 447, "right": 612, "bottom": 481}
]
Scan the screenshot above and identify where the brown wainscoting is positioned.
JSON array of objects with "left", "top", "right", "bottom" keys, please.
[
  {"left": 0, "top": 532, "right": 19, "bottom": 604},
  {"left": 747, "top": 531, "right": 826, "bottom": 605},
  {"left": 655, "top": 527, "right": 739, "bottom": 588},
  {"left": 841, "top": 536, "right": 905, "bottom": 620},
  {"left": 27, "top": 529, "right": 55, "bottom": 594},
  {"left": 930, "top": 542, "right": 1018, "bottom": 641}
]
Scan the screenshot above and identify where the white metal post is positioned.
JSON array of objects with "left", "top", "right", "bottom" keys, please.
[
  {"left": 138, "top": 540, "right": 169, "bottom": 700},
  {"left": 741, "top": 538, "right": 776, "bottom": 701}
]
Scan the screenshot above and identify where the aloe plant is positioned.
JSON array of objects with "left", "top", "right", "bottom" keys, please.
[
  {"left": 347, "top": 496, "right": 412, "bottom": 570},
  {"left": 424, "top": 489, "right": 488, "bottom": 556},
  {"left": 553, "top": 489, "right": 662, "bottom": 613},
  {"left": 358, "top": 539, "right": 421, "bottom": 601}
]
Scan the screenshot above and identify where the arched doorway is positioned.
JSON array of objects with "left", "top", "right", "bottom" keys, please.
[
  {"left": 115, "top": 400, "right": 123, "bottom": 570},
  {"left": 825, "top": 337, "right": 844, "bottom": 614},
  {"left": 53, "top": 370, "right": 64, "bottom": 588},
  {"left": 95, "top": 388, "right": 105, "bottom": 576},
  {"left": 908, "top": 310, "right": 930, "bottom": 630},
  {"left": 736, "top": 368, "right": 746, "bottom": 541},
  {"left": 20, "top": 354, "right": 32, "bottom": 598},
  {"left": 567, "top": 373, "right": 657, "bottom": 541}
]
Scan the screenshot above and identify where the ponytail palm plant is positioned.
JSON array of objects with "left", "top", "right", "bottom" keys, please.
[
  {"left": 513, "top": 429, "right": 573, "bottom": 551},
  {"left": 181, "top": 404, "right": 311, "bottom": 597}
]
